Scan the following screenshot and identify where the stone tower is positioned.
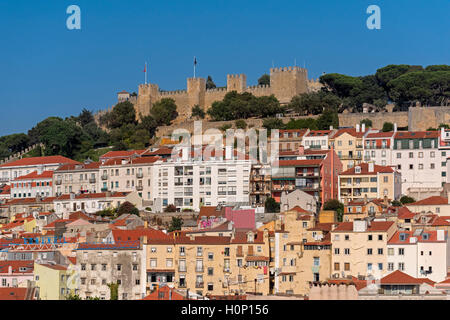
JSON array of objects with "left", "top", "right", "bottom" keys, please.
[
  {"left": 135, "top": 83, "right": 159, "bottom": 117},
  {"left": 227, "top": 74, "right": 247, "bottom": 93},
  {"left": 186, "top": 77, "right": 206, "bottom": 116},
  {"left": 270, "top": 66, "right": 308, "bottom": 104}
]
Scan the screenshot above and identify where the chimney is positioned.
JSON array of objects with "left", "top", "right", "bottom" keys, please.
[
  {"left": 329, "top": 125, "right": 333, "bottom": 130},
  {"left": 364, "top": 194, "right": 368, "bottom": 205},
  {"left": 225, "top": 145, "right": 232, "bottom": 160},
  {"left": 437, "top": 230, "right": 445, "bottom": 241},
  {"left": 298, "top": 145, "right": 305, "bottom": 156},
  {"left": 383, "top": 195, "right": 388, "bottom": 206},
  {"left": 361, "top": 123, "right": 366, "bottom": 133},
  {"left": 394, "top": 123, "right": 398, "bottom": 132},
  {"left": 356, "top": 124, "right": 360, "bottom": 133},
  {"left": 368, "top": 162, "right": 374, "bottom": 173},
  {"left": 353, "top": 220, "right": 367, "bottom": 232}
]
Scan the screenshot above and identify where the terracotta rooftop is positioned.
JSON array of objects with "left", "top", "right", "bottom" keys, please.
[
  {"left": 0, "top": 156, "right": 79, "bottom": 168},
  {"left": 340, "top": 162, "right": 394, "bottom": 175},
  {"left": 407, "top": 196, "right": 449, "bottom": 206},
  {"left": 12, "top": 170, "right": 53, "bottom": 181},
  {"left": 380, "top": 270, "right": 435, "bottom": 285},
  {"left": 394, "top": 131, "right": 440, "bottom": 139},
  {"left": 333, "top": 221, "right": 394, "bottom": 232}
]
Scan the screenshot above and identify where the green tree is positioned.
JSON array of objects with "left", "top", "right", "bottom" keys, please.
[
  {"left": 77, "top": 108, "right": 95, "bottom": 127},
  {"left": 316, "top": 109, "right": 339, "bottom": 130},
  {"left": 265, "top": 197, "right": 280, "bottom": 213},
  {"left": 150, "top": 98, "right": 178, "bottom": 126},
  {"left": 360, "top": 119, "right": 373, "bottom": 128},
  {"left": 191, "top": 105, "right": 205, "bottom": 119},
  {"left": 107, "top": 282, "right": 119, "bottom": 300},
  {"left": 262, "top": 118, "right": 285, "bottom": 132},
  {"left": 164, "top": 204, "right": 177, "bottom": 213},
  {"left": 137, "top": 115, "right": 158, "bottom": 138},
  {"left": 206, "top": 76, "right": 216, "bottom": 89},
  {"left": 235, "top": 119, "right": 247, "bottom": 129},
  {"left": 391, "top": 200, "right": 402, "bottom": 207},
  {"left": 400, "top": 195, "right": 416, "bottom": 205},
  {"left": 104, "top": 101, "right": 137, "bottom": 129},
  {"left": 258, "top": 74, "right": 270, "bottom": 86},
  {"left": 117, "top": 201, "right": 139, "bottom": 216},
  {"left": 168, "top": 216, "right": 184, "bottom": 232},
  {"left": 289, "top": 91, "right": 341, "bottom": 115},
  {"left": 323, "top": 199, "right": 344, "bottom": 222},
  {"left": 382, "top": 122, "right": 394, "bottom": 132}
]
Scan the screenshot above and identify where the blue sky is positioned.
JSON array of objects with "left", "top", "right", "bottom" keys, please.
[{"left": 0, "top": 0, "right": 449, "bottom": 136}]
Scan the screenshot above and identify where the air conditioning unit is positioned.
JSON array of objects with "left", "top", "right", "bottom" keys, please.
[{"left": 332, "top": 273, "right": 340, "bottom": 279}]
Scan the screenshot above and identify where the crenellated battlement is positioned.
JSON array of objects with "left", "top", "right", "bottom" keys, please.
[
  {"left": 270, "top": 66, "right": 306, "bottom": 74},
  {"left": 134, "top": 65, "right": 314, "bottom": 121},
  {"left": 159, "top": 90, "right": 187, "bottom": 96}
]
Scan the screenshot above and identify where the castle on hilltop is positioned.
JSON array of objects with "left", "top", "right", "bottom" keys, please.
[{"left": 130, "top": 66, "right": 322, "bottom": 122}]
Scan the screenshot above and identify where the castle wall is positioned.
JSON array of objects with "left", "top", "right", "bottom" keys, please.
[
  {"left": 408, "top": 106, "right": 450, "bottom": 131},
  {"left": 338, "top": 112, "right": 409, "bottom": 130}
]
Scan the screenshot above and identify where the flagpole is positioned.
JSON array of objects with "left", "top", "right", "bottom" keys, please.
[
  {"left": 194, "top": 56, "right": 196, "bottom": 78},
  {"left": 145, "top": 62, "right": 148, "bottom": 84}
]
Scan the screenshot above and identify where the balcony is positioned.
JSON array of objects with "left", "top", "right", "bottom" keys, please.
[
  {"left": 178, "top": 267, "right": 186, "bottom": 272},
  {"left": 55, "top": 179, "right": 62, "bottom": 185},
  {"left": 136, "top": 172, "right": 143, "bottom": 179},
  {"left": 195, "top": 282, "right": 204, "bottom": 288},
  {"left": 179, "top": 283, "right": 187, "bottom": 288},
  {"left": 195, "top": 267, "right": 204, "bottom": 273},
  {"left": 89, "top": 178, "right": 96, "bottom": 184},
  {"left": 340, "top": 155, "right": 362, "bottom": 161},
  {"left": 101, "top": 187, "right": 108, "bottom": 192},
  {"left": 101, "top": 174, "right": 108, "bottom": 180},
  {"left": 223, "top": 267, "right": 231, "bottom": 273},
  {"left": 136, "top": 185, "right": 143, "bottom": 191},
  {"left": 272, "top": 185, "right": 296, "bottom": 192},
  {"left": 0, "top": 178, "right": 9, "bottom": 183}
]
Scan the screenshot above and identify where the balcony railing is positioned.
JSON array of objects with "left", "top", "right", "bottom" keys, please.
[
  {"left": 179, "top": 267, "right": 187, "bottom": 272},
  {"left": 136, "top": 185, "right": 143, "bottom": 191},
  {"left": 89, "top": 178, "right": 96, "bottom": 184},
  {"left": 55, "top": 180, "right": 62, "bottom": 185},
  {"left": 101, "top": 187, "right": 108, "bottom": 192},
  {"left": 0, "top": 178, "right": 9, "bottom": 183},
  {"left": 195, "top": 267, "right": 204, "bottom": 273},
  {"left": 136, "top": 172, "right": 143, "bottom": 178},
  {"left": 195, "top": 282, "right": 204, "bottom": 288},
  {"left": 101, "top": 174, "right": 108, "bottom": 180}
]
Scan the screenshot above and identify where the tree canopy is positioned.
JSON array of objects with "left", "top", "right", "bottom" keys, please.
[
  {"left": 258, "top": 74, "right": 270, "bottom": 86},
  {"left": 150, "top": 98, "right": 178, "bottom": 126}
]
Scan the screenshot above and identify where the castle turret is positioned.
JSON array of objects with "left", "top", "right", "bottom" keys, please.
[
  {"left": 270, "top": 66, "right": 308, "bottom": 104},
  {"left": 135, "top": 83, "right": 159, "bottom": 118},
  {"left": 187, "top": 77, "right": 206, "bottom": 110},
  {"left": 227, "top": 74, "right": 247, "bottom": 93}
]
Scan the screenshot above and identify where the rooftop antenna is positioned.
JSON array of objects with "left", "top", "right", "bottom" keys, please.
[
  {"left": 143, "top": 62, "right": 148, "bottom": 84},
  {"left": 193, "top": 56, "right": 197, "bottom": 78}
]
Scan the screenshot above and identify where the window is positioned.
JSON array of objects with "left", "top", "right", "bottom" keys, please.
[
  {"left": 398, "top": 248, "right": 404, "bottom": 255},
  {"left": 117, "top": 264, "right": 122, "bottom": 271},
  {"left": 334, "top": 248, "right": 340, "bottom": 255},
  {"left": 344, "top": 263, "right": 350, "bottom": 271},
  {"left": 81, "top": 264, "right": 86, "bottom": 271},
  {"left": 166, "top": 259, "right": 173, "bottom": 268},
  {"left": 378, "top": 248, "right": 383, "bottom": 255},
  {"left": 208, "top": 252, "right": 213, "bottom": 261},
  {"left": 378, "top": 235, "right": 383, "bottom": 241},
  {"left": 388, "top": 263, "right": 394, "bottom": 271},
  {"left": 344, "top": 235, "right": 350, "bottom": 241},
  {"left": 135, "top": 279, "right": 140, "bottom": 285},
  {"left": 207, "top": 267, "right": 214, "bottom": 276},
  {"left": 378, "top": 263, "right": 383, "bottom": 270},
  {"left": 91, "top": 279, "right": 96, "bottom": 285},
  {"left": 367, "top": 248, "right": 373, "bottom": 255},
  {"left": 398, "top": 263, "right": 405, "bottom": 271},
  {"left": 344, "top": 248, "right": 350, "bottom": 255},
  {"left": 368, "top": 235, "right": 373, "bottom": 241},
  {"left": 91, "top": 264, "right": 96, "bottom": 271},
  {"left": 367, "top": 263, "right": 372, "bottom": 271},
  {"left": 334, "top": 263, "right": 340, "bottom": 271},
  {"left": 132, "top": 264, "right": 138, "bottom": 271},
  {"left": 197, "top": 247, "right": 203, "bottom": 257},
  {"left": 102, "top": 264, "right": 107, "bottom": 271},
  {"left": 150, "top": 259, "right": 157, "bottom": 268}
]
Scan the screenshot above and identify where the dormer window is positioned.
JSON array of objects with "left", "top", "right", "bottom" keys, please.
[
  {"left": 422, "top": 233, "right": 429, "bottom": 240},
  {"left": 247, "top": 232, "right": 254, "bottom": 243},
  {"left": 355, "top": 166, "right": 361, "bottom": 174},
  {"left": 399, "top": 233, "right": 407, "bottom": 241}
]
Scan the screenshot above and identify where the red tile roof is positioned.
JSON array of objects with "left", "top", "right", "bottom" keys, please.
[
  {"left": 333, "top": 221, "right": 394, "bottom": 232},
  {"left": 142, "top": 286, "right": 187, "bottom": 300},
  {"left": 388, "top": 230, "right": 447, "bottom": 244},
  {"left": 327, "top": 276, "right": 368, "bottom": 291},
  {"left": 340, "top": 162, "right": 394, "bottom": 175},
  {"left": 38, "top": 263, "right": 68, "bottom": 271},
  {"left": 0, "top": 260, "right": 34, "bottom": 274},
  {"left": 0, "top": 156, "right": 79, "bottom": 168},
  {"left": 365, "top": 131, "right": 395, "bottom": 138},
  {"left": 12, "top": 170, "right": 53, "bottom": 181},
  {"left": 305, "top": 130, "right": 333, "bottom": 137},
  {"left": 56, "top": 162, "right": 101, "bottom": 171},
  {"left": 290, "top": 206, "right": 310, "bottom": 214},
  {"left": 278, "top": 159, "right": 323, "bottom": 167},
  {"left": 55, "top": 192, "right": 130, "bottom": 200},
  {"left": 380, "top": 270, "right": 434, "bottom": 285},
  {"left": 0, "top": 288, "right": 32, "bottom": 300},
  {"left": 407, "top": 196, "right": 449, "bottom": 206},
  {"left": 397, "top": 207, "right": 416, "bottom": 220},
  {"left": 395, "top": 131, "right": 440, "bottom": 139},
  {"left": 332, "top": 128, "right": 365, "bottom": 139},
  {"left": 100, "top": 150, "right": 147, "bottom": 159},
  {"left": 113, "top": 228, "right": 170, "bottom": 243}
]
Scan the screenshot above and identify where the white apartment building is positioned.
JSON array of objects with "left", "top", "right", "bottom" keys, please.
[
  {"left": 387, "top": 229, "right": 450, "bottom": 283},
  {"left": 302, "top": 129, "right": 336, "bottom": 150},
  {"left": 53, "top": 161, "right": 101, "bottom": 196},
  {"left": 0, "top": 156, "right": 79, "bottom": 185},
  {"left": 53, "top": 191, "right": 142, "bottom": 218},
  {"left": 364, "top": 130, "right": 446, "bottom": 195},
  {"left": 151, "top": 147, "right": 252, "bottom": 212},
  {"left": 10, "top": 170, "right": 54, "bottom": 199},
  {"left": 99, "top": 156, "right": 160, "bottom": 201}
]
